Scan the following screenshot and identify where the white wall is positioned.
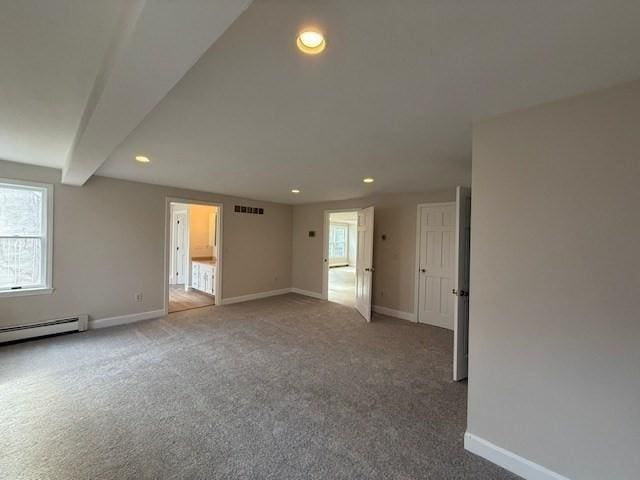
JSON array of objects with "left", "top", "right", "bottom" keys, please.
[
  {"left": 0, "top": 160, "right": 292, "bottom": 326},
  {"left": 468, "top": 80, "right": 640, "bottom": 479}
]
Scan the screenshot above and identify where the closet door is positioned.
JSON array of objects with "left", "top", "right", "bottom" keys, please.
[{"left": 417, "top": 204, "right": 455, "bottom": 330}]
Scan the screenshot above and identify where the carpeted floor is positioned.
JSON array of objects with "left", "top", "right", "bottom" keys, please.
[{"left": 0, "top": 294, "right": 518, "bottom": 480}]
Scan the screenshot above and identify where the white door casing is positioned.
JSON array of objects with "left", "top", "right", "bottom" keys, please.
[
  {"left": 453, "top": 186, "right": 471, "bottom": 381},
  {"left": 355, "top": 206, "right": 374, "bottom": 321},
  {"left": 417, "top": 203, "right": 456, "bottom": 329}
]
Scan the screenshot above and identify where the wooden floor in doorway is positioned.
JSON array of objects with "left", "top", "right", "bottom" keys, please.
[{"left": 169, "top": 285, "right": 215, "bottom": 313}]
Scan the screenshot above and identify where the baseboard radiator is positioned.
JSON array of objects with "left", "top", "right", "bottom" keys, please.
[{"left": 0, "top": 315, "right": 88, "bottom": 343}]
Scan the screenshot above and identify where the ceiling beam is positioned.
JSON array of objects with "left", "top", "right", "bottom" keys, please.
[{"left": 62, "top": 0, "right": 252, "bottom": 185}]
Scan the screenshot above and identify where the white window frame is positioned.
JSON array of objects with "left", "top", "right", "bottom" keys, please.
[
  {"left": 329, "top": 222, "right": 349, "bottom": 263},
  {"left": 0, "top": 178, "right": 54, "bottom": 298}
]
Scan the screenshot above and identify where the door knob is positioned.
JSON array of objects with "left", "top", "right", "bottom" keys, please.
[
  {"left": 420, "top": 268, "right": 426, "bottom": 273},
  {"left": 452, "top": 288, "right": 458, "bottom": 296}
]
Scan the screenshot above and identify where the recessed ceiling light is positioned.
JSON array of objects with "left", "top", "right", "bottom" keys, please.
[
  {"left": 296, "top": 29, "right": 326, "bottom": 55},
  {"left": 135, "top": 155, "right": 150, "bottom": 163},
  {"left": 291, "top": 189, "right": 301, "bottom": 194},
  {"left": 363, "top": 177, "right": 374, "bottom": 183}
]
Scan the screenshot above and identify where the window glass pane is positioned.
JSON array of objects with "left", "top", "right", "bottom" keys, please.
[
  {"left": 0, "top": 185, "right": 43, "bottom": 236},
  {"left": 0, "top": 238, "right": 42, "bottom": 288},
  {"left": 329, "top": 224, "right": 348, "bottom": 259}
]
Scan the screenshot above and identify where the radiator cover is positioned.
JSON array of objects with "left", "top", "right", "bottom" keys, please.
[{"left": 0, "top": 315, "right": 88, "bottom": 343}]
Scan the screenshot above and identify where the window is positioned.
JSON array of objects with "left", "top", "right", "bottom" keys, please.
[
  {"left": 329, "top": 223, "right": 348, "bottom": 260},
  {"left": 0, "top": 179, "right": 53, "bottom": 296}
]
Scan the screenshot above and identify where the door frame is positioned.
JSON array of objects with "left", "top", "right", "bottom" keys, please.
[
  {"left": 322, "top": 208, "right": 360, "bottom": 300},
  {"left": 413, "top": 201, "right": 456, "bottom": 324},
  {"left": 164, "top": 197, "right": 223, "bottom": 315}
]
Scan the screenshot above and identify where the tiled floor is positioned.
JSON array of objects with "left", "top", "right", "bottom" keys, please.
[{"left": 328, "top": 265, "right": 356, "bottom": 307}]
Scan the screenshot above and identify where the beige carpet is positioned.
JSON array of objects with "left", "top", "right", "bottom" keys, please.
[{"left": 0, "top": 294, "right": 517, "bottom": 479}]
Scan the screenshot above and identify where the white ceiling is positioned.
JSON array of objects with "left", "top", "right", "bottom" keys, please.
[
  {"left": 62, "top": 0, "right": 252, "bottom": 185},
  {"left": 0, "top": 0, "right": 125, "bottom": 168},
  {"left": 3, "top": 1, "right": 640, "bottom": 205},
  {"left": 97, "top": 0, "right": 640, "bottom": 204},
  {"left": 0, "top": 0, "right": 251, "bottom": 178}
]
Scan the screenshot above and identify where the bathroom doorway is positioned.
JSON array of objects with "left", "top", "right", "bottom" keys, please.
[{"left": 165, "top": 199, "right": 222, "bottom": 314}]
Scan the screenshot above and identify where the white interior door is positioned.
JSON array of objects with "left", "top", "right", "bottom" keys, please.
[
  {"left": 417, "top": 203, "right": 456, "bottom": 329},
  {"left": 172, "top": 211, "right": 187, "bottom": 285},
  {"left": 453, "top": 187, "right": 471, "bottom": 381},
  {"left": 355, "top": 206, "right": 374, "bottom": 321}
]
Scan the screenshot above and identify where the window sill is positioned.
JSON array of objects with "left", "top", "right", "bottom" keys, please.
[{"left": 0, "top": 287, "right": 54, "bottom": 298}]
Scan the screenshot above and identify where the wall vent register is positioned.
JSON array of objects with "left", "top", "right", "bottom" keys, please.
[{"left": 234, "top": 205, "right": 264, "bottom": 214}]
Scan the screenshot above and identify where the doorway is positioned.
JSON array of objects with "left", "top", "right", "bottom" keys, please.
[
  {"left": 414, "top": 187, "right": 471, "bottom": 380},
  {"left": 326, "top": 211, "right": 358, "bottom": 307},
  {"left": 166, "top": 200, "right": 222, "bottom": 314}
]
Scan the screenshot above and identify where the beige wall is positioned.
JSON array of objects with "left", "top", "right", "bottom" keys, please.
[
  {"left": 469, "top": 80, "right": 640, "bottom": 479},
  {"left": 292, "top": 190, "right": 456, "bottom": 314},
  {"left": 0, "top": 160, "right": 292, "bottom": 326}
]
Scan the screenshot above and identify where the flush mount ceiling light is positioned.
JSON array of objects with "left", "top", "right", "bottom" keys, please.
[
  {"left": 135, "top": 155, "right": 150, "bottom": 163},
  {"left": 291, "top": 189, "right": 301, "bottom": 194},
  {"left": 363, "top": 177, "right": 374, "bottom": 183},
  {"left": 296, "top": 29, "right": 326, "bottom": 55}
]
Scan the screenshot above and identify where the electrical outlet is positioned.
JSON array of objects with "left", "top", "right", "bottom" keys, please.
[{"left": 135, "top": 292, "right": 143, "bottom": 302}]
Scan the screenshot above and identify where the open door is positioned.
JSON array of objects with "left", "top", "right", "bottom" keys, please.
[
  {"left": 453, "top": 186, "right": 471, "bottom": 381},
  {"left": 355, "top": 206, "right": 374, "bottom": 321},
  {"left": 171, "top": 210, "right": 188, "bottom": 285}
]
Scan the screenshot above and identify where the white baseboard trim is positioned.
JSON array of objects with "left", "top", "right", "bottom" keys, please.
[
  {"left": 220, "top": 288, "right": 291, "bottom": 305},
  {"left": 290, "top": 288, "right": 324, "bottom": 299},
  {"left": 373, "top": 305, "right": 417, "bottom": 322},
  {"left": 464, "top": 432, "right": 570, "bottom": 480},
  {"left": 89, "top": 309, "right": 165, "bottom": 330}
]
